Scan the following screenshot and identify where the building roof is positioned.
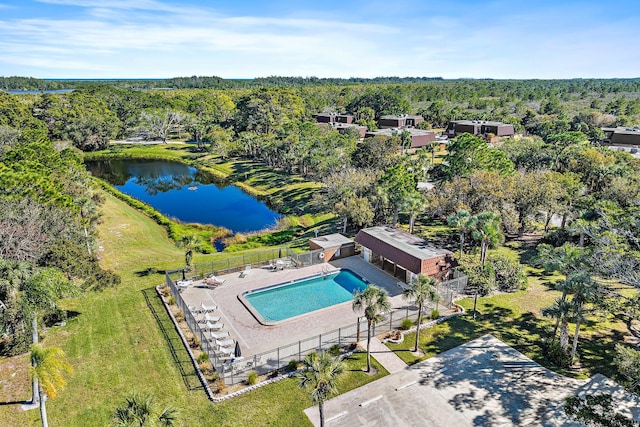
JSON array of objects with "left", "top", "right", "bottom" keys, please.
[
  {"left": 309, "top": 233, "right": 353, "bottom": 250},
  {"left": 355, "top": 226, "right": 452, "bottom": 274},
  {"left": 365, "top": 128, "right": 434, "bottom": 137},
  {"left": 450, "top": 120, "right": 510, "bottom": 127},
  {"left": 379, "top": 114, "right": 424, "bottom": 120}
]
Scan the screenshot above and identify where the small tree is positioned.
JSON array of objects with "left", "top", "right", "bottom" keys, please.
[
  {"left": 296, "top": 352, "right": 345, "bottom": 427},
  {"left": 468, "top": 212, "right": 503, "bottom": 319},
  {"left": 447, "top": 209, "right": 471, "bottom": 256},
  {"left": 29, "top": 344, "right": 73, "bottom": 427},
  {"left": 403, "top": 274, "right": 439, "bottom": 352},
  {"left": 352, "top": 285, "right": 391, "bottom": 372},
  {"left": 567, "top": 271, "right": 599, "bottom": 363},
  {"left": 542, "top": 297, "right": 572, "bottom": 353}
]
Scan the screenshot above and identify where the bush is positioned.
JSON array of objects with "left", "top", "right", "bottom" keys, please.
[
  {"left": 430, "top": 309, "right": 440, "bottom": 319},
  {"left": 400, "top": 318, "right": 414, "bottom": 330},
  {"left": 458, "top": 255, "right": 496, "bottom": 296},
  {"left": 287, "top": 359, "right": 300, "bottom": 371},
  {"left": 168, "top": 296, "right": 176, "bottom": 305},
  {"left": 175, "top": 308, "right": 184, "bottom": 321},
  {"left": 329, "top": 344, "right": 341, "bottom": 356},
  {"left": 197, "top": 352, "right": 209, "bottom": 364},
  {"left": 246, "top": 371, "right": 258, "bottom": 385},
  {"left": 544, "top": 340, "right": 572, "bottom": 368},
  {"left": 489, "top": 253, "right": 528, "bottom": 292}
]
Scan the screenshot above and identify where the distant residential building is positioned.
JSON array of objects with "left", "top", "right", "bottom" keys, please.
[
  {"left": 445, "top": 120, "right": 515, "bottom": 139},
  {"left": 602, "top": 127, "right": 640, "bottom": 146},
  {"left": 314, "top": 112, "right": 355, "bottom": 124},
  {"left": 365, "top": 128, "right": 436, "bottom": 149},
  {"left": 378, "top": 114, "right": 425, "bottom": 129},
  {"left": 318, "top": 122, "right": 367, "bottom": 138}
]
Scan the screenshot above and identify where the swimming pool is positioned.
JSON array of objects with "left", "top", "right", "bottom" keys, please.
[{"left": 239, "top": 269, "right": 369, "bottom": 325}]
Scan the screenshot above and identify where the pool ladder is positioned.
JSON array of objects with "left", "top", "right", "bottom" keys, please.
[{"left": 321, "top": 266, "right": 330, "bottom": 279}]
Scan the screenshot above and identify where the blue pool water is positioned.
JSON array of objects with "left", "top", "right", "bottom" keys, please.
[{"left": 243, "top": 270, "right": 368, "bottom": 323}]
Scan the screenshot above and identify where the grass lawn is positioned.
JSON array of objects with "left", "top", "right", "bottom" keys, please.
[
  {"left": 0, "top": 190, "right": 386, "bottom": 427},
  {"left": 387, "top": 245, "right": 633, "bottom": 381}
]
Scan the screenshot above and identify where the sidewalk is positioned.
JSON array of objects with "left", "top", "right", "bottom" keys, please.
[{"left": 361, "top": 337, "right": 407, "bottom": 374}]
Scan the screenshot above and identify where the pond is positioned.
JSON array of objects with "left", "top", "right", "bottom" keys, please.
[{"left": 85, "top": 159, "right": 281, "bottom": 234}]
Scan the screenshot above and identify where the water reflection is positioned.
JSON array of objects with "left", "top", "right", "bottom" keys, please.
[{"left": 85, "top": 159, "right": 281, "bottom": 233}]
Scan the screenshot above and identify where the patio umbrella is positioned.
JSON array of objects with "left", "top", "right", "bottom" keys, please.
[{"left": 234, "top": 341, "right": 242, "bottom": 358}]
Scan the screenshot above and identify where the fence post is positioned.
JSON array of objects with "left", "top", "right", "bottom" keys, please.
[
  {"left": 338, "top": 328, "right": 341, "bottom": 348},
  {"left": 319, "top": 334, "right": 322, "bottom": 351},
  {"left": 299, "top": 341, "right": 301, "bottom": 361},
  {"left": 389, "top": 311, "right": 393, "bottom": 331},
  {"left": 356, "top": 318, "right": 361, "bottom": 342},
  {"left": 277, "top": 348, "right": 280, "bottom": 369}
]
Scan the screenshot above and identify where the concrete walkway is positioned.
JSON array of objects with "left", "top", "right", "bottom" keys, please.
[{"left": 361, "top": 337, "right": 407, "bottom": 374}]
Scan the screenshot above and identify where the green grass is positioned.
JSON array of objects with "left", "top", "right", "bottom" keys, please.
[
  {"left": 0, "top": 190, "right": 385, "bottom": 427},
  {"left": 386, "top": 246, "right": 632, "bottom": 381},
  {"left": 85, "top": 144, "right": 331, "bottom": 252}
]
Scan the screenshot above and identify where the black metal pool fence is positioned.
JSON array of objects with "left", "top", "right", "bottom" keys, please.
[{"left": 163, "top": 260, "right": 467, "bottom": 387}]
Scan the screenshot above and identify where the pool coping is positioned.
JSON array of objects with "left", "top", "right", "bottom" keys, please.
[{"left": 237, "top": 268, "right": 370, "bottom": 326}]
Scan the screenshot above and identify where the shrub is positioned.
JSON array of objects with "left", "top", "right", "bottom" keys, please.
[
  {"left": 287, "top": 359, "right": 300, "bottom": 371},
  {"left": 430, "top": 309, "right": 440, "bottom": 319},
  {"left": 246, "top": 371, "right": 258, "bottom": 385},
  {"left": 197, "top": 352, "right": 209, "bottom": 364},
  {"left": 167, "top": 296, "right": 176, "bottom": 305},
  {"left": 160, "top": 286, "right": 171, "bottom": 297},
  {"left": 329, "top": 344, "right": 341, "bottom": 356},
  {"left": 175, "top": 308, "right": 184, "bottom": 321},
  {"left": 489, "top": 253, "right": 528, "bottom": 292},
  {"left": 400, "top": 318, "right": 414, "bottom": 330},
  {"left": 544, "top": 340, "right": 572, "bottom": 368},
  {"left": 215, "top": 378, "right": 226, "bottom": 393}
]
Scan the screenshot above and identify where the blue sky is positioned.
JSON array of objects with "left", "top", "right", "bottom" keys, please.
[{"left": 0, "top": 0, "right": 638, "bottom": 79}]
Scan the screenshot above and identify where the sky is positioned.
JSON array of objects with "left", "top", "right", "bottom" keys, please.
[{"left": 0, "top": 0, "right": 639, "bottom": 79}]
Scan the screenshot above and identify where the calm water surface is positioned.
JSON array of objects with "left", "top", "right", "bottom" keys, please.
[{"left": 86, "top": 159, "right": 280, "bottom": 233}]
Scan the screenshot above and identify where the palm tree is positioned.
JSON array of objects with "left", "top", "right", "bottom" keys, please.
[
  {"left": 112, "top": 391, "right": 178, "bottom": 426},
  {"left": 176, "top": 234, "right": 201, "bottom": 269},
  {"left": 542, "top": 297, "right": 573, "bottom": 353},
  {"left": 29, "top": 344, "right": 73, "bottom": 427},
  {"left": 468, "top": 212, "right": 503, "bottom": 319},
  {"left": 403, "top": 274, "right": 439, "bottom": 352},
  {"left": 567, "top": 271, "right": 599, "bottom": 363},
  {"left": 296, "top": 352, "right": 345, "bottom": 427},
  {"left": 352, "top": 285, "right": 391, "bottom": 372},
  {"left": 469, "top": 212, "right": 503, "bottom": 267},
  {"left": 23, "top": 268, "right": 79, "bottom": 407},
  {"left": 447, "top": 210, "right": 471, "bottom": 256},
  {"left": 536, "top": 243, "right": 583, "bottom": 338},
  {"left": 402, "top": 192, "right": 427, "bottom": 234}
]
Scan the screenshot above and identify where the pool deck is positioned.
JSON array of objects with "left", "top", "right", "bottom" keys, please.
[{"left": 179, "top": 256, "right": 416, "bottom": 357}]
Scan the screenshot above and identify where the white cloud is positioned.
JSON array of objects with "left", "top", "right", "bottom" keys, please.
[{"left": 1, "top": 0, "right": 639, "bottom": 78}]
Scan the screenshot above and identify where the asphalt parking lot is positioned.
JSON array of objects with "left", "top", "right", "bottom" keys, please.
[{"left": 305, "top": 334, "right": 613, "bottom": 426}]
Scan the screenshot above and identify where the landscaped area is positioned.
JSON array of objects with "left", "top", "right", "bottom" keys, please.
[{"left": 2, "top": 76, "right": 640, "bottom": 427}]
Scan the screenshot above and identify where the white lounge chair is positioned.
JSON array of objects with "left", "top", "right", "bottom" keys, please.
[
  {"left": 200, "top": 303, "right": 217, "bottom": 313},
  {"left": 202, "top": 319, "right": 221, "bottom": 329},
  {"left": 207, "top": 322, "right": 224, "bottom": 331},
  {"left": 205, "top": 274, "right": 225, "bottom": 286},
  {"left": 240, "top": 264, "right": 251, "bottom": 278},
  {"left": 210, "top": 331, "right": 229, "bottom": 340},
  {"left": 218, "top": 346, "right": 234, "bottom": 356},
  {"left": 216, "top": 339, "right": 235, "bottom": 348},
  {"left": 203, "top": 313, "right": 220, "bottom": 322}
]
